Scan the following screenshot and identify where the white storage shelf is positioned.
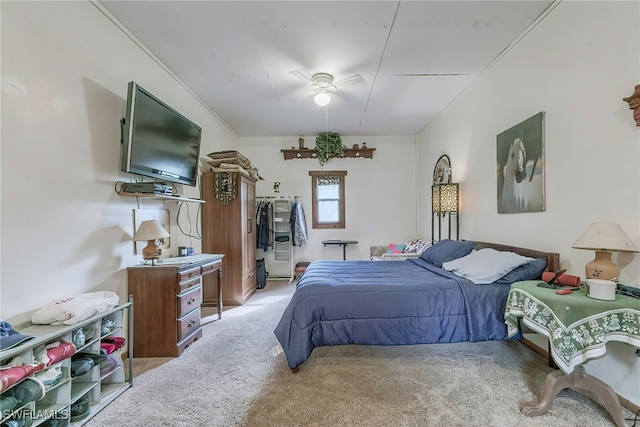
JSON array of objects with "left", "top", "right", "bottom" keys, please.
[
  {"left": 0, "top": 301, "right": 133, "bottom": 426},
  {"left": 270, "top": 200, "right": 294, "bottom": 282}
]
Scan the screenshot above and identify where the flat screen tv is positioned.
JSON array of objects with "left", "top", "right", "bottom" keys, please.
[{"left": 121, "top": 81, "right": 202, "bottom": 187}]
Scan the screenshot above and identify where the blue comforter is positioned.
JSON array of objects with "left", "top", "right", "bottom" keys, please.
[{"left": 274, "top": 259, "right": 514, "bottom": 369}]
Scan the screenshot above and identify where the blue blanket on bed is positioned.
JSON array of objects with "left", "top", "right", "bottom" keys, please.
[{"left": 273, "top": 259, "right": 514, "bottom": 369}]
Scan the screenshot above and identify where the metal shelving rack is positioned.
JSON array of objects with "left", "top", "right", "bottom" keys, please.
[{"left": 271, "top": 199, "right": 294, "bottom": 283}]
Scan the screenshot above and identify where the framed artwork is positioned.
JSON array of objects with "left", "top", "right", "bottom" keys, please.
[
  {"left": 496, "top": 111, "right": 545, "bottom": 214},
  {"left": 433, "top": 154, "right": 452, "bottom": 184},
  {"left": 133, "top": 208, "right": 170, "bottom": 254},
  {"left": 215, "top": 171, "right": 237, "bottom": 206}
]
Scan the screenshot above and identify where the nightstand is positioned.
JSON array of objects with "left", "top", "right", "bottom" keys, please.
[{"left": 504, "top": 280, "right": 640, "bottom": 427}]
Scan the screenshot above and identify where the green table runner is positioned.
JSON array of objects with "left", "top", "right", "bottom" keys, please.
[{"left": 505, "top": 280, "right": 640, "bottom": 374}]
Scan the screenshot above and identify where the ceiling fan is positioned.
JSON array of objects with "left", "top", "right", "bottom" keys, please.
[{"left": 289, "top": 69, "right": 364, "bottom": 106}]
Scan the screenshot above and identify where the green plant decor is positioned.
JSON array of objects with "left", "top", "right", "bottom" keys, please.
[{"left": 315, "top": 132, "right": 345, "bottom": 165}]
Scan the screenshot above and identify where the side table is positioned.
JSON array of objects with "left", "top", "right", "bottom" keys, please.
[
  {"left": 322, "top": 240, "right": 359, "bottom": 260},
  {"left": 504, "top": 280, "right": 640, "bottom": 427}
]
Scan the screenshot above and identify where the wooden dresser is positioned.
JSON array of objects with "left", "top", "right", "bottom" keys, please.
[
  {"left": 127, "top": 254, "right": 223, "bottom": 357},
  {"left": 202, "top": 171, "right": 257, "bottom": 306}
]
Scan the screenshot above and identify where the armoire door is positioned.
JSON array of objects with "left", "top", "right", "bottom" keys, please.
[
  {"left": 240, "top": 176, "right": 255, "bottom": 276},
  {"left": 240, "top": 176, "right": 257, "bottom": 300}
]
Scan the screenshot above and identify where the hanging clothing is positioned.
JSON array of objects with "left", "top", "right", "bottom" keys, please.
[
  {"left": 290, "top": 201, "right": 308, "bottom": 246},
  {"left": 256, "top": 200, "right": 271, "bottom": 250},
  {"left": 267, "top": 201, "right": 274, "bottom": 247}
]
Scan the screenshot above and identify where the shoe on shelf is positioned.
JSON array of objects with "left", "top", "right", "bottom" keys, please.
[
  {"left": 70, "top": 358, "right": 94, "bottom": 378},
  {"left": 6, "top": 377, "right": 46, "bottom": 404},
  {"left": 0, "top": 364, "right": 43, "bottom": 392},
  {"left": 70, "top": 395, "right": 90, "bottom": 423},
  {"left": 100, "top": 337, "right": 125, "bottom": 355},
  {"left": 72, "top": 352, "right": 107, "bottom": 365},
  {"left": 0, "top": 395, "right": 19, "bottom": 412},
  {"left": 99, "top": 356, "right": 118, "bottom": 376},
  {"left": 34, "top": 342, "right": 76, "bottom": 367},
  {"left": 35, "top": 366, "right": 62, "bottom": 386}
]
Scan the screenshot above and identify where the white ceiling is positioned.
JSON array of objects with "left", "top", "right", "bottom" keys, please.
[{"left": 99, "top": 1, "right": 554, "bottom": 137}]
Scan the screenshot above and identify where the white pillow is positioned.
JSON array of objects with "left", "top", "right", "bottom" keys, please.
[
  {"left": 442, "top": 248, "right": 533, "bottom": 284},
  {"left": 31, "top": 291, "right": 119, "bottom": 325},
  {"left": 403, "top": 239, "right": 431, "bottom": 254}
]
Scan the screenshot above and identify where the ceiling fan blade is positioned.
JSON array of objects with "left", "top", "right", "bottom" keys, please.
[
  {"left": 389, "top": 73, "right": 472, "bottom": 77},
  {"left": 279, "top": 85, "right": 314, "bottom": 101},
  {"left": 331, "top": 91, "right": 347, "bottom": 104},
  {"left": 289, "top": 68, "right": 314, "bottom": 83},
  {"left": 334, "top": 74, "right": 364, "bottom": 87},
  {"left": 332, "top": 90, "right": 360, "bottom": 106}
]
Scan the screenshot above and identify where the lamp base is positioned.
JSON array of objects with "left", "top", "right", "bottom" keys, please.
[
  {"left": 142, "top": 240, "right": 162, "bottom": 265},
  {"left": 585, "top": 250, "right": 620, "bottom": 280}
]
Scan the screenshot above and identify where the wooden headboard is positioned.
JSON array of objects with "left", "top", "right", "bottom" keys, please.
[{"left": 472, "top": 241, "right": 560, "bottom": 274}]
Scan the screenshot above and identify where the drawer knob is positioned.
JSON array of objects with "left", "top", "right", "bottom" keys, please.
[
  {"left": 188, "top": 319, "right": 196, "bottom": 328},
  {"left": 187, "top": 297, "right": 196, "bottom": 305}
]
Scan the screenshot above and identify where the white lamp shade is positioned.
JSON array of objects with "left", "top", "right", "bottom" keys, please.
[
  {"left": 572, "top": 222, "right": 639, "bottom": 253},
  {"left": 134, "top": 220, "right": 170, "bottom": 241},
  {"left": 314, "top": 91, "right": 331, "bottom": 106}
]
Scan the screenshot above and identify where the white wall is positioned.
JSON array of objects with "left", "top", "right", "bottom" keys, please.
[
  {"left": 417, "top": 1, "right": 640, "bottom": 405},
  {"left": 239, "top": 135, "right": 418, "bottom": 275},
  {"left": 1, "top": 1, "right": 238, "bottom": 323}
]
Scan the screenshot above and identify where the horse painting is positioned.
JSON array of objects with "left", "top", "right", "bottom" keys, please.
[
  {"left": 497, "top": 112, "right": 545, "bottom": 213},
  {"left": 501, "top": 136, "right": 528, "bottom": 211}
]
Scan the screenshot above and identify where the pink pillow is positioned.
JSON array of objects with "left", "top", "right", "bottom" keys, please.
[{"left": 386, "top": 243, "right": 406, "bottom": 254}]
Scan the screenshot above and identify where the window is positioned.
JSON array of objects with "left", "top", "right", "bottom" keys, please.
[{"left": 309, "top": 170, "right": 347, "bottom": 229}]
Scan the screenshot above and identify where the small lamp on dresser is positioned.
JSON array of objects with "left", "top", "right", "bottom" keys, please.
[
  {"left": 572, "top": 222, "right": 639, "bottom": 279},
  {"left": 134, "top": 220, "right": 170, "bottom": 265}
]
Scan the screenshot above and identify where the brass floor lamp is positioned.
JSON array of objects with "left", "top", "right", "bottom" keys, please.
[{"left": 431, "top": 183, "right": 459, "bottom": 243}]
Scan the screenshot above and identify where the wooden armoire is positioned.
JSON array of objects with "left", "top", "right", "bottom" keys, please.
[{"left": 202, "top": 171, "right": 256, "bottom": 306}]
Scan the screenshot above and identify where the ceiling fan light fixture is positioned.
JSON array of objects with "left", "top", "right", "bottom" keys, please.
[{"left": 314, "top": 90, "right": 331, "bottom": 107}]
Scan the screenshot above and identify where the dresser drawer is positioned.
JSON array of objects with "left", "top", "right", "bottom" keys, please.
[
  {"left": 177, "top": 327, "right": 202, "bottom": 355},
  {"left": 177, "top": 276, "right": 201, "bottom": 294},
  {"left": 201, "top": 259, "right": 222, "bottom": 275},
  {"left": 177, "top": 266, "right": 201, "bottom": 283},
  {"left": 177, "top": 309, "right": 201, "bottom": 341},
  {"left": 177, "top": 286, "right": 202, "bottom": 318}
]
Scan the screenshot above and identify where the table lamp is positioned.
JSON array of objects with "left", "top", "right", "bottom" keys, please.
[
  {"left": 572, "top": 222, "right": 639, "bottom": 280},
  {"left": 134, "top": 220, "right": 170, "bottom": 265}
]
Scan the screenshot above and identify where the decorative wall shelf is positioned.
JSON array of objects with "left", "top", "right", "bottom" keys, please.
[{"left": 281, "top": 148, "right": 375, "bottom": 161}]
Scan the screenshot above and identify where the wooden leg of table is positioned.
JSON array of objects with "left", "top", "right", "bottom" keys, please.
[
  {"left": 572, "top": 367, "right": 627, "bottom": 427},
  {"left": 522, "top": 366, "right": 626, "bottom": 427},
  {"left": 522, "top": 369, "right": 575, "bottom": 417}
]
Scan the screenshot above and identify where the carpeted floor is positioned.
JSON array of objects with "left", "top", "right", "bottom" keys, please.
[{"left": 87, "top": 280, "right": 634, "bottom": 427}]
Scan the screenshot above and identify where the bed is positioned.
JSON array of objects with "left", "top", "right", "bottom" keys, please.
[{"left": 274, "top": 240, "right": 559, "bottom": 371}]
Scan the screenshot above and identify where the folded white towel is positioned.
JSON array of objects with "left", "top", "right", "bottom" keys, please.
[{"left": 31, "top": 291, "right": 119, "bottom": 325}]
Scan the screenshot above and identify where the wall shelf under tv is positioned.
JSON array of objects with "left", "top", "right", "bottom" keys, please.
[{"left": 118, "top": 191, "right": 205, "bottom": 204}]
